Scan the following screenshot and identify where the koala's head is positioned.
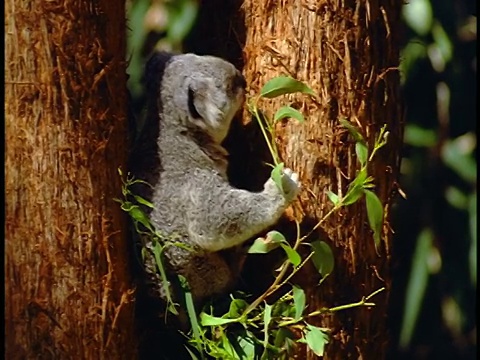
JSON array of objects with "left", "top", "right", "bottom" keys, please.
[{"left": 146, "top": 52, "right": 246, "bottom": 143}]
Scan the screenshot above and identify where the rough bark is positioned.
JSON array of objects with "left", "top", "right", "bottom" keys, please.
[
  {"left": 5, "top": 0, "right": 136, "bottom": 358},
  {"left": 240, "top": 1, "right": 403, "bottom": 359}
]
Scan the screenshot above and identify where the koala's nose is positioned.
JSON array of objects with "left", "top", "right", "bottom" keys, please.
[{"left": 233, "top": 72, "right": 247, "bottom": 90}]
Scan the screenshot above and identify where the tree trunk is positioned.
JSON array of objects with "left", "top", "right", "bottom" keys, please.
[
  {"left": 5, "top": 1, "right": 136, "bottom": 358},
  {"left": 240, "top": 1, "right": 403, "bottom": 359}
]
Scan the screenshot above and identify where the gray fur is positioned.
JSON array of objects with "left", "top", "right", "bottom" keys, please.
[{"left": 133, "top": 53, "right": 301, "bottom": 305}]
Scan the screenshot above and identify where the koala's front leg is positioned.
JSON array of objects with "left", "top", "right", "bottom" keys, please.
[{"left": 187, "top": 168, "right": 301, "bottom": 252}]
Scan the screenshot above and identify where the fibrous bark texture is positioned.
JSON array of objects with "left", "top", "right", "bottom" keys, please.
[
  {"left": 5, "top": 0, "right": 136, "bottom": 358},
  {"left": 240, "top": 1, "right": 403, "bottom": 359}
]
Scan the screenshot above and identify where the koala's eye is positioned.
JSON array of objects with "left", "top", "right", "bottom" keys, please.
[{"left": 232, "top": 73, "right": 246, "bottom": 91}]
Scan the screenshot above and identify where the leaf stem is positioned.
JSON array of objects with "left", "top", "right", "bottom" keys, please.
[
  {"left": 251, "top": 99, "right": 279, "bottom": 165},
  {"left": 278, "top": 287, "right": 386, "bottom": 327}
]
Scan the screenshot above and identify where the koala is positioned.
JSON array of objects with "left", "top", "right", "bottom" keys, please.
[{"left": 128, "top": 52, "right": 301, "bottom": 309}]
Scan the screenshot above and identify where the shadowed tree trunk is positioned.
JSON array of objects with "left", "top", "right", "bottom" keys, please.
[
  {"left": 187, "top": 0, "right": 403, "bottom": 359},
  {"left": 240, "top": 1, "right": 403, "bottom": 359},
  {"left": 5, "top": 0, "right": 137, "bottom": 358}
]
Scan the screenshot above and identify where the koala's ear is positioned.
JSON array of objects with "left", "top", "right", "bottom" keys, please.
[
  {"left": 187, "top": 86, "right": 203, "bottom": 119},
  {"left": 186, "top": 78, "right": 220, "bottom": 124}
]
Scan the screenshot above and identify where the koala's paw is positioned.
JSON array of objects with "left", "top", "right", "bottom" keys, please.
[{"left": 281, "top": 168, "right": 301, "bottom": 202}]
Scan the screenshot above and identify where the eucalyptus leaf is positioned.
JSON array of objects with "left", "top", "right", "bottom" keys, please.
[
  {"left": 167, "top": 0, "right": 199, "bottom": 44},
  {"left": 260, "top": 76, "right": 315, "bottom": 98},
  {"left": 304, "top": 324, "right": 330, "bottom": 356},
  {"left": 133, "top": 194, "right": 154, "bottom": 208},
  {"left": 128, "top": 205, "right": 155, "bottom": 232},
  {"left": 180, "top": 275, "right": 202, "bottom": 351},
  {"left": 326, "top": 190, "right": 339, "bottom": 205},
  {"left": 364, "top": 190, "right": 384, "bottom": 251},
  {"left": 402, "top": 0, "right": 433, "bottom": 36},
  {"left": 403, "top": 124, "right": 437, "bottom": 147},
  {"left": 355, "top": 142, "right": 369, "bottom": 167},
  {"left": 200, "top": 313, "right": 240, "bottom": 326},
  {"left": 339, "top": 119, "right": 364, "bottom": 142},
  {"left": 432, "top": 22, "right": 453, "bottom": 63},
  {"left": 228, "top": 298, "right": 248, "bottom": 319},
  {"left": 292, "top": 286, "right": 306, "bottom": 321},
  {"left": 280, "top": 244, "right": 301, "bottom": 267},
  {"left": 274, "top": 106, "right": 305, "bottom": 123},
  {"left": 273, "top": 328, "right": 295, "bottom": 348},
  {"left": 260, "top": 303, "right": 273, "bottom": 360},
  {"left": 310, "top": 240, "right": 334, "bottom": 278},
  {"left": 248, "top": 237, "right": 282, "bottom": 254},
  {"left": 220, "top": 334, "right": 238, "bottom": 358},
  {"left": 399, "top": 228, "right": 433, "bottom": 349},
  {"left": 233, "top": 331, "right": 256, "bottom": 360},
  {"left": 342, "top": 168, "right": 368, "bottom": 206},
  {"left": 153, "top": 242, "right": 177, "bottom": 314},
  {"left": 266, "top": 230, "right": 287, "bottom": 244},
  {"left": 342, "top": 185, "right": 365, "bottom": 206}
]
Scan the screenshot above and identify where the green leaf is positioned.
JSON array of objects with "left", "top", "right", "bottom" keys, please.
[
  {"left": 432, "top": 21, "right": 453, "bottom": 64},
  {"left": 280, "top": 244, "right": 301, "bottom": 267},
  {"left": 355, "top": 142, "right": 368, "bottom": 167},
  {"left": 445, "top": 186, "right": 469, "bottom": 210},
  {"left": 260, "top": 76, "right": 315, "bottom": 98},
  {"left": 441, "top": 134, "right": 477, "bottom": 184},
  {"left": 220, "top": 334, "right": 238, "bottom": 358},
  {"left": 273, "top": 106, "right": 305, "bottom": 123},
  {"left": 233, "top": 331, "right": 256, "bottom": 360},
  {"left": 342, "top": 168, "right": 368, "bottom": 206},
  {"left": 339, "top": 119, "right": 364, "bottom": 142},
  {"left": 399, "top": 40, "right": 427, "bottom": 84},
  {"left": 271, "top": 162, "right": 285, "bottom": 193},
  {"left": 292, "top": 286, "right": 306, "bottom": 321},
  {"left": 310, "top": 241, "right": 334, "bottom": 278},
  {"left": 273, "top": 328, "right": 295, "bottom": 348},
  {"left": 248, "top": 230, "right": 289, "bottom": 256},
  {"left": 402, "top": 0, "right": 433, "bottom": 36},
  {"left": 167, "top": 0, "right": 199, "bottom": 44},
  {"left": 127, "top": 205, "right": 155, "bottom": 232},
  {"left": 267, "top": 230, "right": 287, "bottom": 244},
  {"left": 179, "top": 275, "right": 202, "bottom": 354},
  {"left": 342, "top": 186, "right": 364, "bottom": 206},
  {"left": 326, "top": 191, "right": 339, "bottom": 205},
  {"left": 248, "top": 236, "right": 282, "bottom": 254},
  {"left": 152, "top": 241, "right": 177, "bottom": 314},
  {"left": 404, "top": 124, "right": 437, "bottom": 147},
  {"left": 263, "top": 303, "right": 273, "bottom": 352},
  {"left": 364, "top": 190, "right": 384, "bottom": 251},
  {"left": 399, "top": 228, "right": 433, "bottom": 349},
  {"left": 304, "top": 324, "right": 329, "bottom": 356},
  {"left": 228, "top": 298, "right": 248, "bottom": 319},
  {"left": 133, "top": 194, "right": 154, "bottom": 208},
  {"left": 200, "top": 313, "right": 240, "bottom": 326}
]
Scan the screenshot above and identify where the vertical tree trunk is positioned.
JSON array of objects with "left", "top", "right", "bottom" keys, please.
[
  {"left": 5, "top": 0, "right": 136, "bottom": 358},
  {"left": 240, "top": 1, "right": 403, "bottom": 359}
]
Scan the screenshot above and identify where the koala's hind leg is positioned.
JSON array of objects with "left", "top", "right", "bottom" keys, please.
[{"left": 182, "top": 251, "right": 239, "bottom": 302}]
